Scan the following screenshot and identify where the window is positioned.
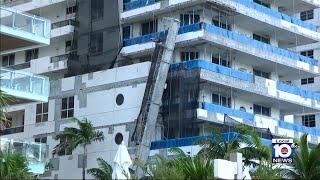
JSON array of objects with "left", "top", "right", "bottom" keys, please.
[
  {"left": 61, "top": 97, "right": 74, "bottom": 119},
  {"left": 2, "top": 54, "right": 14, "bottom": 67},
  {"left": 253, "top": 104, "right": 271, "bottom": 117},
  {"left": 58, "top": 137, "right": 72, "bottom": 156},
  {"left": 253, "top": 34, "right": 270, "bottom": 44},
  {"left": 180, "top": 13, "right": 200, "bottom": 26},
  {"left": 300, "top": 50, "right": 314, "bottom": 58},
  {"left": 66, "top": 6, "right": 77, "bottom": 15},
  {"left": 35, "top": 137, "right": 47, "bottom": 144},
  {"left": 302, "top": 115, "right": 316, "bottom": 127},
  {"left": 141, "top": 20, "right": 157, "bottom": 35},
  {"left": 91, "top": 0, "right": 104, "bottom": 20},
  {"left": 253, "top": 0, "right": 270, "bottom": 8},
  {"left": 181, "top": 51, "right": 199, "bottom": 61},
  {"left": 90, "top": 32, "right": 103, "bottom": 54},
  {"left": 253, "top": 69, "right": 270, "bottom": 79},
  {"left": 212, "top": 93, "right": 231, "bottom": 107},
  {"left": 122, "top": 26, "right": 131, "bottom": 40},
  {"left": 65, "top": 40, "right": 72, "bottom": 52},
  {"left": 36, "top": 103, "right": 48, "bottom": 123},
  {"left": 300, "top": 10, "right": 314, "bottom": 21},
  {"left": 301, "top": 77, "right": 314, "bottom": 85},
  {"left": 212, "top": 11, "right": 230, "bottom": 30},
  {"left": 211, "top": 54, "right": 229, "bottom": 67},
  {"left": 25, "top": 49, "right": 39, "bottom": 62}
]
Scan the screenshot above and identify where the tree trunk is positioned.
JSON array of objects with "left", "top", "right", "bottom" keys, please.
[{"left": 82, "top": 145, "right": 86, "bottom": 180}]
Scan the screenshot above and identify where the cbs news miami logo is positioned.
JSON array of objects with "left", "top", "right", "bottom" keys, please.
[{"left": 272, "top": 139, "right": 298, "bottom": 163}]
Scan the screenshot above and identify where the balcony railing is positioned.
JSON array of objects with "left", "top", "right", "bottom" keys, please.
[
  {"left": 234, "top": 0, "right": 318, "bottom": 31},
  {"left": 123, "top": 0, "right": 156, "bottom": 11},
  {"left": 0, "top": 6, "right": 51, "bottom": 39},
  {"left": 202, "top": 102, "right": 320, "bottom": 137},
  {"left": 170, "top": 60, "right": 253, "bottom": 82},
  {"left": 122, "top": 0, "right": 318, "bottom": 32},
  {"left": 0, "top": 137, "right": 48, "bottom": 174},
  {"left": 0, "top": 126, "right": 24, "bottom": 135},
  {"left": 277, "top": 81, "right": 320, "bottom": 101},
  {"left": 51, "top": 19, "right": 78, "bottom": 29},
  {"left": 6, "top": 61, "right": 31, "bottom": 70},
  {"left": 0, "top": 67, "right": 49, "bottom": 101},
  {"left": 124, "top": 23, "right": 318, "bottom": 66},
  {"left": 170, "top": 60, "right": 320, "bottom": 102},
  {"left": 50, "top": 53, "right": 69, "bottom": 63}
]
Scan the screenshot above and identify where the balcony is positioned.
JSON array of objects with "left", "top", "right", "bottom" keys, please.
[
  {"left": 51, "top": 19, "right": 77, "bottom": 38},
  {"left": 0, "top": 67, "right": 49, "bottom": 103},
  {"left": 0, "top": 137, "right": 48, "bottom": 174},
  {"left": 170, "top": 60, "right": 320, "bottom": 112},
  {"left": 198, "top": 102, "right": 320, "bottom": 143},
  {"left": 121, "top": 0, "right": 320, "bottom": 42},
  {"left": 122, "top": 23, "right": 318, "bottom": 76},
  {"left": 1, "top": 0, "right": 68, "bottom": 11},
  {"left": 0, "top": 6, "right": 51, "bottom": 55}
]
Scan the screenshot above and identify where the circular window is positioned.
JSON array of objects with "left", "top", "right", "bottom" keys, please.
[
  {"left": 116, "top": 94, "right": 124, "bottom": 106},
  {"left": 115, "top": 133, "right": 123, "bottom": 145},
  {"left": 240, "top": 106, "right": 246, "bottom": 112}
]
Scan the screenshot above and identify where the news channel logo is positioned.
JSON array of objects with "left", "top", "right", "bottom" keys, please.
[{"left": 272, "top": 139, "right": 298, "bottom": 163}]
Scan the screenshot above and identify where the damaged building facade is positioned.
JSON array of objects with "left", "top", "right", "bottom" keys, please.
[{"left": 1, "top": 0, "right": 320, "bottom": 179}]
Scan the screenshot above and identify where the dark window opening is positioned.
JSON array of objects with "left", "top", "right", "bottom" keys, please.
[
  {"left": 90, "top": 32, "right": 103, "bottom": 54},
  {"left": 61, "top": 97, "right": 74, "bottom": 119},
  {"left": 141, "top": 20, "right": 157, "bottom": 35},
  {"left": 253, "top": 0, "right": 270, "bottom": 8},
  {"left": 123, "top": 26, "right": 131, "bottom": 40},
  {"left": 253, "top": 104, "right": 271, "bottom": 117},
  {"left": 300, "top": 10, "right": 314, "bottom": 21},
  {"left": 301, "top": 77, "right": 314, "bottom": 85},
  {"left": 253, "top": 69, "right": 270, "bottom": 79},
  {"left": 36, "top": 103, "right": 49, "bottom": 123},
  {"left": 302, "top": 115, "right": 316, "bottom": 127},
  {"left": 180, "top": 13, "right": 200, "bottom": 26},
  {"left": 91, "top": 0, "right": 104, "bottom": 20},
  {"left": 181, "top": 51, "right": 199, "bottom": 61},
  {"left": 66, "top": 6, "right": 77, "bottom": 15},
  {"left": 253, "top": 34, "right": 270, "bottom": 44},
  {"left": 300, "top": 50, "right": 314, "bottom": 59},
  {"left": 212, "top": 93, "right": 231, "bottom": 108},
  {"left": 2, "top": 54, "right": 15, "bottom": 67},
  {"left": 25, "top": 49, "right": 39, "bottom": 62}
]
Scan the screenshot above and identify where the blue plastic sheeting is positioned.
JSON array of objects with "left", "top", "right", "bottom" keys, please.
[
  {"left": 234, "top": 0, "right": 318, "bottom": 31},
  {"left": 203, "top": 102, "right": 254, "bottom": 124},
  {"left": 178, "top": 23, "right": 202, "bottom": 34},
  {"left": 203, "top": 23, "right": 318, "bottom": 66},
  {"left": 170, "top": 60, "right": 254, "bottom": 82},
  {"left": 278, "top": 120, "right": 320, "bottom": 137},
  {"left": 123, "top": 23, "right": 203, "bottom": 47},
  {"left": 276, "top": 82, "right": 320, "bottom": 101},
  {"left": 123, "top": 31, "right": 167, "bottom": 46},
  {"left": 123, "top": 0, "right": 156, "bottom": 11},
  {"left": 150, "top": 132, "right": 272, "bottom": 150}
]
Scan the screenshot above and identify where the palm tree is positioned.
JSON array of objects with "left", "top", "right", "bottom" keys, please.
[
  {"left": 0, "top": 151, "right": 34, "bottom": 180},
  {"left": 87, "top": 158, "right": 112, "bottom": 180},
  {"left": 0, "top": 90, "right": 11, "bottom": 129},
  {"left": 285, "top": 133, "right": 320, "bottom": 179},
  {"left": 197, "top": 128, "right": 243, "bottom": 160},
  {"left": 53, "top": 118, "right": 104, "bottom": 180},
  {"left": 170, "top": 148, "right": 214, "bottom": 179}
]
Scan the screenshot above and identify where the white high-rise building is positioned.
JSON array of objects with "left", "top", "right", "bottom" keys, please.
[{"left": 1, "top": 0, "right": 320, "bottom": 179}]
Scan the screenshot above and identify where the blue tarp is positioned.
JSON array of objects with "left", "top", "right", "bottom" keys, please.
[
  {"left": 170, "top": 60, "right": 254, "bottom": 82},
  {"left": 123, "top": 31, "right": 167, "bottom": 46},
  {"left": 123, "top": 0, "right": 156, "bottom": 11},
  {"left": 203, "top": 102, "right": 254, "bottom": 123},
  {"left": 278, "top": 120, "right": 320, "bottom": 137},
  {"left": 276, "top": 82, "right": 320, "bottom": 101},
  {"left": 203, "top": 23, "right": 318, "bottom": 66},
  {"left": 178, "top": 23, "right": 202, "bottom": 34},
  {"left": 150, "top": 132, "right": 272, "bottom": 150},
  {"left": 234, "top": 0, "right": 318, "bottom": 31}
]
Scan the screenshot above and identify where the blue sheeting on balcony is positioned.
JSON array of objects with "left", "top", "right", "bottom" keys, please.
[
  {"left": 178, "top": 23, "right": 202, "bottom": 34},
  {"left": 276, "top": 82, "right": 320, "bottom": 101},
  {"left": 123, "top": 0, "right": 156, "bottom": 11},
  {"left": 170, "top": 60, "right": 254, "bottom": 82},
  {"left": 204, "top": 23, "right": 318, "bottom": 66},
  {"left": 123, "top": 31, "right": 167, "bottom": 46},
  {"left": 278, "top": 120, "right": 320, "bottom": 136},
  {"left": 234, "top": 0, "right": 318, "bottom": 31},
  {"left": 203, "top": 102, "right": 254, "bottom": 124},
  {"left": 150, "top": 132, "right": 272, "bottom": 150}
]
